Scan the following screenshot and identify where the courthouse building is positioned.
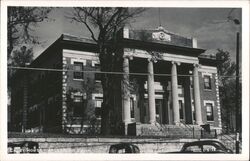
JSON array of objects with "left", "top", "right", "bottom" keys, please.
[{"left": 10, "top": 27, "right": 222, "bottom": 135}]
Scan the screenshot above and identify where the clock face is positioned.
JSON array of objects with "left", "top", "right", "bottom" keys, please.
[
  {"left": 159, "top": 32, "right": 165, "bottom": 40},
  {"left": 152, "top": 31, "right": 171, "bottom": 41}
]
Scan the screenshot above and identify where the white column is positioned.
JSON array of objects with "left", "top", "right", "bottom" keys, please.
[
  {"left": 171, "top": 61, "right": 180, "bottom": 125},
  {"left": 122, "top": 56, "right": 131, "bottom": 134},
  {"left": 147, "top": 59, "right": 156, "bottom": 124},
  {"left": 193, "top": 64, "right": 202, "bottom": 125}
]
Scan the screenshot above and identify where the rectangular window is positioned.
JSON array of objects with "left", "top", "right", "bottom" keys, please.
[
  {"left": 73, "top": 95, "right": 84, "bottom": 117},
  {"left": 95, "top": 99, "right": 102, "bottom": 108},
  {"left": 179, "top": 100, "right": 184, "bottom": 120},
  {"left": 143, "top": 101, "right": 148, "bottom": 117},
  {"left": 206, "top": 103, "right": 214, "bottom": 121},
  {"left": 73, "top": 62, "right": 83, "bottom": 79},
  {"left": 95, "top": 97, "right": 103, "bottom": 118},
  {"left": 94, "top": 63, "right": 100, "bottom": 68},
  {"left": 189, "top": 70, "right": 193, "bottom": 88},
  {"left": 190, "top": 76, "right": 193, "bottom": 88},
  {"left": 155, "top": 99, "right": 162, "bottom": 123},
  {"left": 95, "top": 73, "right": 102, "bottom": 82},
  {"left": 155, "top": 99, "right": 161, "bottom": 115},
  {"left": 192, "top": 102, "right": 196, "bottom": 121},
  {"left": 204, "top": 75, "right": 211, "bottom": 89},
  {"left": 130, "top": 97, "right": 135, "bottom": 118}
]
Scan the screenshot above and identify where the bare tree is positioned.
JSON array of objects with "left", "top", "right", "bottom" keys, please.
[
  {"left": 7, "top": 7, "right": 52, "bottom": 132},
  {"left": 8, "top": 7, "right": 52, "bottom": 59},
  {"left": 70, "top": 7, "right": 145, "bottom": 135}
]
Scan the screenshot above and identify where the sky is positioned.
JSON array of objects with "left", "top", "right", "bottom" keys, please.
[{"left": 31, "top": 7, "right": 242, "bottom": 62}]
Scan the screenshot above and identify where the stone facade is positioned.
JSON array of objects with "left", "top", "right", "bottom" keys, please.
[{"left": 10, "top": 27, "right": 221, "bottom": 135}]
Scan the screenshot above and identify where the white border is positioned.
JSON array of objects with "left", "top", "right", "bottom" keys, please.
[
  {"left": 1, "top": 0, "right": 249, "bottom": 161},
  {"left": 0, "top": 0, "right": 249, "bottom": 8}
]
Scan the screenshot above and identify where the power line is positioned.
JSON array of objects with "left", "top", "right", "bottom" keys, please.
[{"left": 8, "top": 66, "right": 241, "bottom": 78}]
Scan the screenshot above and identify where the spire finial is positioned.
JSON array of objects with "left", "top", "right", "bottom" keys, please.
[{"left": 158, "top": 8, "right": 162, "bottom": 27}]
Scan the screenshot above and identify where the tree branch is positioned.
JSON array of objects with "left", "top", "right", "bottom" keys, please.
[
  {"left": 69, "top": 8, "right": 98, "bottom": 42},
  {"left": 103, "top": 8, "right": 122, "bottom": 31}
]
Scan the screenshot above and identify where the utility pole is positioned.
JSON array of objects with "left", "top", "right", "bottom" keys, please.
[
  {"left": 235, "top": 30, "right": 240, "bottom": 154},
  {"left": 214, "top": 9, "right": 241, "bottom": 153},
  {"left": 226, "top": 15, "right": 241, "bottom": 153},
  {"left": 231, "top": 17, "right": 240, "bottom": 154}
]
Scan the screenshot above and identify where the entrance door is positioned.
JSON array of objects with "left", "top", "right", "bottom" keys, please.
[
  {"left": 143, "top": 98, "right": 164, "bottom": 124},
  {"left": 155, "top": 99, "right": 163, "bottom": 124},
  {"left": 179, "top": 99, "right": 185, "bottom": 123}
]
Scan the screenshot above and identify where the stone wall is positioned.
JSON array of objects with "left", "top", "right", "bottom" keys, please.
[
  {"left": 8, "top": 137, "right": 206, "bottom": 153},
  {"left": 135, "top": 124, "right": 207, "bottom": 138}
]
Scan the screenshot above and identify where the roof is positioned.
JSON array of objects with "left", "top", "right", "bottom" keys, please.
[
  {"left": 30, "top": 34, "right": 98, "bottom": 67},
  {"left": 121, "top": 38, "right": 205, "bottom": 57},
  {"left": 199, "top": 49, "right": 217, "bottom": 60},
  {"left": 61, "top": 33, "right": 96, "bottom": 44},
  {"left": 60, "top": 33, "right": 206, "bottom": 57},
  {"left": 29, "top": 27, "right": 211, "bottom": 68}
]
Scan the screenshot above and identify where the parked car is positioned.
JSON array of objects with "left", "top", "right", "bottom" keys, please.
[
  {"left": 8, "top": 141, "right": 39, "bottom": 154},
  {"left": 165, "top": 140, "right": 233, "bottom": 154},
  {"left": 109, "top": 143, "right": 140, "bottom": 153}
]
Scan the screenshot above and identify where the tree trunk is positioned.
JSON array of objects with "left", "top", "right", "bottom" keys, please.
[
  {"left": 99, "top": 44, "right": 112, "bottom": 135},
  {"left": 100, "top": 85, "right": 111, "bottom": 135},
  {"left": 98, "top": 41, "right": 123, "bottom": 135}
]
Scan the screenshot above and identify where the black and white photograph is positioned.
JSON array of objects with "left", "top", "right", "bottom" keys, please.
[{"left": 0, "top": 0, "right": 249, "bottom": 160}]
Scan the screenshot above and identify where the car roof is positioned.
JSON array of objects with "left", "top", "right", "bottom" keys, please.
[
  {"left": 183, "top": 140, "right": 226, "bottom": 148},
  {"left": 110, "top": 143, "right": 136, "bottom": 148},
  {"left": 185, "top": 140, "right": 221, "bottom": 144}
]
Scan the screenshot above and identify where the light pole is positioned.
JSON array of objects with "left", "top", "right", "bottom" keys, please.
[{"left": 232, "top": 18, "right": 240, "bottom": 154}]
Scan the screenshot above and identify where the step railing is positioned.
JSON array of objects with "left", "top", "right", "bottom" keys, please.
[
  {"left": 154, "top": 123, "right": 200, "bottom": 139},
  {"left": 218, "top": 129, "right": 239, "bottom": 153},
  {"left": 178, "top": 123, "right": 197, "bottom": 138},
  {"left": 154, "top": 123, "right": 219, "bottom": 139},
  {"left": 219, "top": 130, "right": 235, "bottom": 140}
]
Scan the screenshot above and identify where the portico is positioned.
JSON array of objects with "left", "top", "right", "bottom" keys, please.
[{"left": 122, "top": 47, "right": 204, "bottom": 127}]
